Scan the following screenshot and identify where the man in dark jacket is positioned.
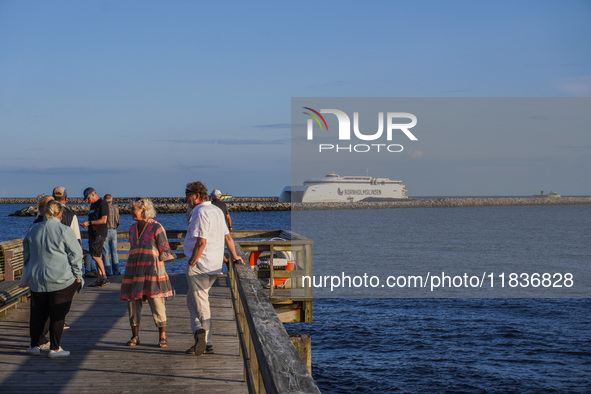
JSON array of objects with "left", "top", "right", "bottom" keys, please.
[{"left": 52, "top": 186, "right": 82, "bottom": 245}]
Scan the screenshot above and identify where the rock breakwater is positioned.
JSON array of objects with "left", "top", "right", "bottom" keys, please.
[
  {"left": 7, "top": 196, "right": 591, "bottom": 217},
  {"left": 0, "top": 196, "right": 278, "bottom": 205},
  {"left": 291, "top": 196, "right": 591, "bottom": 210},
  {"left": 8, "top": 202, "right": 291, "bottom": 216}
]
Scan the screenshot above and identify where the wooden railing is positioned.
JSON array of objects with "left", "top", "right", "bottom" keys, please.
[
  {"left": 228, "top": 261, "right": 319, "bottom": 394},
  {"left": 0, "top": 239, "right": 29, "bottom": 315}
]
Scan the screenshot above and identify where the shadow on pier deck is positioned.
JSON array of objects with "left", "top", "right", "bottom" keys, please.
[{"left": 0, "top": 274, "right": 246, "bottom": 393}]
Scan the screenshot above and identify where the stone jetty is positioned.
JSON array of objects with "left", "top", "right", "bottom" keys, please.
[
  {"left": 6, "top": 196, "right": 591, "bottom": 217},
  {"left": 292, "top": 196, "right": 591, "bottom": 210},
  {"left": 0, "top": 197, "right": 278, "bottom": 205}
]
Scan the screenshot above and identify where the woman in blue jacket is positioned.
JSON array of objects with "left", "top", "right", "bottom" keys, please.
[{"left": 23, "top": 200, "right": 83, "bottom": 358}]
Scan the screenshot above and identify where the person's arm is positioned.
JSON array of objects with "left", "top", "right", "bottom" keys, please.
[
  {"left": 188, "top": 237, "right": 207, "bottom": 267},
  {"left": 81, "top": 201, "right": 109, "bottom": 228},
  {"left": 70, "top": 215, "right": 82, "bottom": 241},
  {"left": 115, "top": 207, "right": 120, "bottom": 229},
  {"left": 154, "top": 223, "right": 176, "bottom": 261},
  {"left": 23, "top": 236, "right": 30, "bottom": 268},
  {"left": 64, "top": 227, "right": 83, "bottom": 281},
  {"left": 224, "top": 233, "right": 244, "bottom": 264},
  {"left": 129, "top": 223, "right": 134, "bottom": 244},
  {"left": 81, "top": 215, "right": 107, "bottom": 227},
  {"left": 226, "top": 214, "right": 232, "bottom": 231},
  {"left": 71, "top": 215, "right": 83, "bottom": 247}
]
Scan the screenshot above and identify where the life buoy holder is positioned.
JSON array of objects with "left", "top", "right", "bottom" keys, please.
[
  {"left": 274, "top": 259, "right": 294, "bottom": 287},
  {"left": 249, "top": 250, "right": 294, "bottom": 287}
]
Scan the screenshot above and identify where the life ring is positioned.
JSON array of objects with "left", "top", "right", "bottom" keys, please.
[
  {"left": 249, "top": 251, "right": 262, "bottom": 267},
  {"left": 274, "top": 257, "right": 294, "bottom": 287},
  {"left": 250, "top": 250, "right": 294, "bottom": 287}
]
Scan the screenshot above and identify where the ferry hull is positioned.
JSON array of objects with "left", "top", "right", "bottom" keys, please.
[{"left": 279, "top": 174, "right": 408, "bottom": 203}]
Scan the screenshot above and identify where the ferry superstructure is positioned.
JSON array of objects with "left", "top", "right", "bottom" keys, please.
[{"left": 279, "top": 173, "right": 408, "bottom": 203}]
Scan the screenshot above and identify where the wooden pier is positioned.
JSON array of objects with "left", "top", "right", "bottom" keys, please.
[
  {"left": 0, "top": 229, "right": 319, "bottom": 393},
  {"left": 0, "top": 274, "right": 247, "bottom": 393}
]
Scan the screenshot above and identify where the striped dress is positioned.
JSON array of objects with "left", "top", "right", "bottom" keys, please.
[{"left": 120, "top": 219, "right": 173, "bottom": 300}]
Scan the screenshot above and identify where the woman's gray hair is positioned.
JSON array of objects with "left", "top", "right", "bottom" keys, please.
[
  {"left": 131, "top": 198, "right": 156, "bottom": 219},
  {"left": 44, "top": 200, "right": 63, "bottom": 219},
  {"left": 37, "top": 195, "right": 54, "bottom": 212}
]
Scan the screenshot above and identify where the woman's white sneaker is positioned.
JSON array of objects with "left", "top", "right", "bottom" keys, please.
[
  {"left": 48, "top": 347, "right": 70, "bottom": 358},
  {"left": 26, "top": 346, "right": 41, "bottom": 355}
]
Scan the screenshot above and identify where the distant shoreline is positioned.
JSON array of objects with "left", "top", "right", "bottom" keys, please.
[
  {"left": 2, "top": 195, "right": 591, "bottom": 204},
  {"left": 0, "top": 197, "right": 278, "bottom": 204},
  {"left": 6, "top": 196, "right": 591, "bottom": 216}
]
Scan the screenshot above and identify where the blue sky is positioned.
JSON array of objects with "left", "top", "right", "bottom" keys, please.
[{"left": 1, "top": 0, "right": 590, "bottom": 197}]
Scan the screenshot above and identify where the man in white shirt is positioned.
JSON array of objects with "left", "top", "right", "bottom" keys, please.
[{"left": 184, "top": 181, "right": 243, "bottom": 356}]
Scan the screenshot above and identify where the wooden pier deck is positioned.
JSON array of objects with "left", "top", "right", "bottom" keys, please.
[{"left": 0, "top": 274, "right": 247, "bottom": 393}]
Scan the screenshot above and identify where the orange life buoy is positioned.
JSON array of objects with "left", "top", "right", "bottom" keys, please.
[
  {"left": 274, "top": 259, "right": 294, "bottom": 287},
  {"left": 249, "top": 251, "right": 262, "bottom": 267}
]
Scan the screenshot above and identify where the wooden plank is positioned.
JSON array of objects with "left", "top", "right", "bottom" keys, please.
[
  {"left": 276, "top": 309, "right": 301, "bottom": 323},
  {"left": 231, "top": 230, "right": 283, "bottom": 239},
  {"left": 0, "top": 274, "right": 247, "bottom": 393}
]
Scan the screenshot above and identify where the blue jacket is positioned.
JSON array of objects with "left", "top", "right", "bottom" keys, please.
[{"left": 23, "top": 217, "right": 83, "bottom": 292}]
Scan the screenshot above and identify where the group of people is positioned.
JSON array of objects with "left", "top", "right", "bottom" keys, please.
[{"left": 22, "top": 182, "right": 243, "bottom": 358}]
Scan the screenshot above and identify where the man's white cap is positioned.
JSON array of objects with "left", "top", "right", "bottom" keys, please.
[{"left": 212, "top": 189, "right": 222, "bottom": 197}]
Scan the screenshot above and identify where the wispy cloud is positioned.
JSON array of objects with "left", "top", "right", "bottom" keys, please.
[
  {"left": 177, "top": 164, "right": 219, "bottom": 170},
  {"left": 527, "top": 115, "right": 548, "bottom": 120},
  {"left": 437, "top": 89, "right": 474, "bottom": 94},
  {"left": 307, "top": 80, "right": 347, "bottom": 89},
  {"left": 250, "top": 123, "right": 291, "bottom": 129},
  {"left": 0, "top": 166, "right": 130, "bottom": 175},
  {"left": 158, "top": 138, "right": 289, "bottom": 145},
  {"left": 559, "top": 145, "right": 591, "bottom": 151}
]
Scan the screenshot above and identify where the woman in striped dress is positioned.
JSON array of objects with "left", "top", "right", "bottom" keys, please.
[{"left": 120, "top": 198, "right": 175, "bottom": 348}]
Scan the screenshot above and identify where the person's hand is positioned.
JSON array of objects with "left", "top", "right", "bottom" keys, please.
[
  {"left": 233, "top": 256, "right": 245, "bottom": 265},
  {"left": 80, "top": 221, "right": 89, "bottom": 228}
]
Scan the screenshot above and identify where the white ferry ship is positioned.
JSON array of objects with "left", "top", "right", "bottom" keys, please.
[{"left": 279, "top": 173, "right": 408, "bottom": 203}]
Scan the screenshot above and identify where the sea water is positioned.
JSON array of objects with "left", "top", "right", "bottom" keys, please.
[{"left": 1, "top": 203, "right": 589, "bottom": 392}]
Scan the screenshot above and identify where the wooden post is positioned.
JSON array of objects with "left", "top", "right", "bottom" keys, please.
[
  {"left": 269, "top": 244, "right": 274, "bottom": 297},
  {"left": 288, "top": 332, "right": 312, "bottom": 374},
  {"left": 4, "top": 250, "right": 16, "bottom": 281}
]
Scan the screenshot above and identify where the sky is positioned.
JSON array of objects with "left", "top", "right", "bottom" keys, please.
[{"left": 1, "top": 0, "right": 590, "bottom": 197}]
